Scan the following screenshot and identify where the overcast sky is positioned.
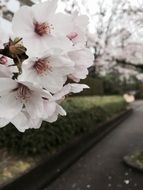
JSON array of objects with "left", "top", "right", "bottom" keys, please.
[{"left": 1, "top": 0, "right": 143, "bottom": 43}]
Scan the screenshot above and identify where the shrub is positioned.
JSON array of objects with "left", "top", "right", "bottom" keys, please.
[
  {"left": 79, "top": 77, "right": 104, "bottom": 96},
  {"left": 0, "top": 96, "right": 127, "bottom": 156}
]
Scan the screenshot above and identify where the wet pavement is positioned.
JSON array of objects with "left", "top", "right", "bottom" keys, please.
[{"left": 44, "top": 101, "right": 143, "bottom": 190}]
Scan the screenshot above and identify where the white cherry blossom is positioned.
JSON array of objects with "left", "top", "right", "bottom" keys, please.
[
  {"left": 65, "top": 12, "right": 89, "bottom": 46},
  {"left": 41, "top": 83, "right": 89, "bottom": 124},
  {"left": 0, "top": 78, "right": 52, "bottom": 120},
  {"left": 12, "top": 0, "right": 72, "bottom": 55},
  {"left": 53, "top": 83, "right": 89, "bottom": 100},
  {"left": 0, "top": 56, "right": 18, "bottom": 78},
  {"left": 68, "top": 48, "right": 94, "bottom": 82},
  {"left": 19, "top": 49, "right": 75, "bottom": 93},
  {"left": 0, "top": 64, "right": 12, "bottom": 78},
  {"left": 42, "top": 99, "right": 66, "bottom": 123},
  {"left": 0, "top": 111, "right": 43, "bottom": 132},
  {"left": 0, "top": 118, "right": 9, "bottom": 128},
  {"left": 0, "top": 0, "right": 93, "bottom": 132},
  {"left": 11, "top": 111, "right": 43, "bottom": 132}
]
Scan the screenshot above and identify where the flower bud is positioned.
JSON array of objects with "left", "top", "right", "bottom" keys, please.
[
  {"left": 8, "top": 38, "right": 26, "bottom": 57},
  {"left": 0, "top": 56, "right": 8, "bottom": 65}
]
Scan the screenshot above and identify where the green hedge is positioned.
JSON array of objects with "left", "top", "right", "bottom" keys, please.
[
  {"left": 79, "top": 77, "right": 104, "bottom": 96},
  {"left": 0, "top": 96, "right": 127, "bottom": 156}
]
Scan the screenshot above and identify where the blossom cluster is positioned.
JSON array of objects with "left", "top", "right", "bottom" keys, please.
[{"left": 0, "top": 0, "right": 93, "bottom": 132}]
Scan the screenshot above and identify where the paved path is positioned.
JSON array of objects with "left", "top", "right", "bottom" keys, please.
[{"left": 44, "top": 101, "right": 143, "bottom": 190}]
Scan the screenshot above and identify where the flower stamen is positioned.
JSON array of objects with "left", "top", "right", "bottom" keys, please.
[
  {"left": 17, "top": 84, "right": 32, "bottom": 99},
  {"left": 33, "top": 59, "right": 51, "bottom": 74},
  {"left": 34, "top": 22, "right": 51, "bottom": 36}
]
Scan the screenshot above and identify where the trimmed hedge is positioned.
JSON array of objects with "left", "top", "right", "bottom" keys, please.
[{"left": 0, "top": 96, "right": 127, "bottom": 156}]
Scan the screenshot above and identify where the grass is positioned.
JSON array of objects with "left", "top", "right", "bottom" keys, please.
[{"left": 63, "top": 96, "right": 125, "bottom": 111}]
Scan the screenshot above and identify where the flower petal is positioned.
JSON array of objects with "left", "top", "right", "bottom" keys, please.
[
  {"left": 32, "top": 0, "right": 58, "bottom": 23},
  {"left": 46, "top": 104, "right": 66, "bottom": 123},
  {"left": 12, "top": 6, "right": 34, "bottom": 37},
  {"left": 0, "top": 92, "right": 22, "bottom": 119},
  {"left": 0, "top": 64, "right": 12, "bottom": 78},
  {"left": 0, "top": 118, "right": 9, "bottom": 128},
  {"left": 70, "top": 83, "right": 89, "bottom": 93},
  {"left": 11, "top": 111, "right": 29, "bottom": 132},
  {"left": 41, "top": 73, "right": 66, "bottom": 93},
  {"left": 0, "top": 78, "right": 17, "bottom": 95},
  {"left": 53, "top": 83, "right": 89, "bottom": 100},
  {"left": 42, "top": 100, "right": 57, "bottom": 119},
  {"left": 25, "top": 92, "right": 43, "bottom": 118}
]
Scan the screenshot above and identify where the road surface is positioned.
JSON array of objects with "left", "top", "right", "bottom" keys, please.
[{"left": 44, "top": 101, "right": 143, "bottom": 190}]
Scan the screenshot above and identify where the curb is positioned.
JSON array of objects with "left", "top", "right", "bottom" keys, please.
[{"left": 0, "top": 108, "right": 133, "bottom": 190}]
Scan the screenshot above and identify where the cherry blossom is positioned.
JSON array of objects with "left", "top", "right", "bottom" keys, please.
[
  {"left": 0, "top": 78, "right": 52, "bottom": 119},
  {"left": 12, "top": 0, "right": 72, "bottom": 55},
  {"left": 0, "top": 64, "right": 12, "bottom": 78},
  {"left": 0, "top": 55, "right": 20, "bottom": 78},
  {"left": 0, "top": 111, "right": 43, "bottom": 132},
  {"left": 19, "top": 49, "right": 75, "bottom": 93},
  {"left": 41, "top": 83, "right": 89, "bottom": 123},
  {"left": 11, "top": 111, "right": 43, "bottom": 132},
  {"left": 0, "top": 118, "right": 9, "bottom": 129},
  {"left": 42, "top": 99, "right": 66, "bottom": 123},
  {"left": 0, "top": 0, "right": 93, "bottom": 132},
  {"left": 53, "top": 83, "right": 89, "bottom": 100},
  {"left": 68, "top": 48, "right": 94, "bottom": 82},
  {"left": 65, "top": 12, "right": 89, "bottom": 46},
  {"left": 0, "top": 54, "right": 21, "bottom": 79}
]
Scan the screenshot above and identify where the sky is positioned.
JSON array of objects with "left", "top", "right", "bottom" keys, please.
[
  {"left": 1, "top": 0, "right": 143, "bottom": 42},
  {"left": 1, "top": 0, "right": 140, "bottom": 32}
]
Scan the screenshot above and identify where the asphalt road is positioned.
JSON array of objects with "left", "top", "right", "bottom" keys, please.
[{"left": 44, "top": 101, "right": 143, "bottom": 190}]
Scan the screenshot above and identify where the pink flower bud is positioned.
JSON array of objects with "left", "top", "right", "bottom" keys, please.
[
  {"left": 67, "top": 32, "right": 78, "bottom": 40},
  {"left": 0, "top": 56, "right": 8, "bottom": 65}
]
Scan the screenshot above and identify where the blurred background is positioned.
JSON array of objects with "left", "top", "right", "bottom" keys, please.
[
  {"left": 1, "top": 0, "right": 143, "bottom": 98},
  {"left": 0, "top": 0, "right": 143, "bottom": 188}
]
